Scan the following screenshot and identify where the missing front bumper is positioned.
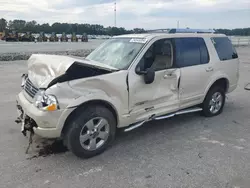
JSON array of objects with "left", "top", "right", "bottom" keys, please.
[{"left": 15, "top": 101, "right": 37, "bottom": 137}]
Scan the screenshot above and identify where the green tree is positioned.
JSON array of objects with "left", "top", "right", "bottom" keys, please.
[
  {"left": 7, "top": 20, "right": 13, "bottom": 30},
  {"left": 24, "top": 20, "right": 37, "bottom": 33},
  {"left": 2, "top": 18, "right": 250, "bottom": 36},
  {"left": 11, "top": 20, "right": 26, "bottom": 32},
  {"left": 38, "top": 23, "right": 51, "bottom": 33},
  {"left": 0, "top": 18, "right": 7, "bottom": 32},
  {"left": 133, "top": 28, "right": 145, "bottom": 33}
]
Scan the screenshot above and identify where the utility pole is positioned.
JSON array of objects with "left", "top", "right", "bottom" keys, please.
[
  {"left": 114, "top": 0, "right": 117, "bottom": 27},
  {"left": 177, "top": 20, "right": 179, "bottom": 29}
]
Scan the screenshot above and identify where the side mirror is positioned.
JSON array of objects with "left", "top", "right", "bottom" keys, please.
[
  {"left": 135, "top": 57, "right": 155, "bottom": 84},
  {"left": 142, "top": 68, "right": 155, "bottom": 84},
  {"left": 245, "top": 83, "right": 250, "bottom": 91}
]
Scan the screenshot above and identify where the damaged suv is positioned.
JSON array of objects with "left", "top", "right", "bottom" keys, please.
[{"left": 16, "top": 30, "right": 239, "bottom": 158}]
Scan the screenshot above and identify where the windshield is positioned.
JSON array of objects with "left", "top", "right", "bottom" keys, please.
[{"left": 86, "top": 38, "right": 145, "bottom": 70}]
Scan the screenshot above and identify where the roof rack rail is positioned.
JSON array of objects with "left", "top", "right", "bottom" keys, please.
[
  {"left": 169, "top": 28, "right": 215, "bottom": 33},
  {"left": 147, "top": 28, "right": 215, "bottom": 34},
  {"left": 147, "top": 28, "right": 170, "bottom": 33}
]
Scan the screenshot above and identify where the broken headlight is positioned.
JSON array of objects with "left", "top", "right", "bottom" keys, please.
[{"left": 34, "top": 90, "right": 59, "bottom": 111}]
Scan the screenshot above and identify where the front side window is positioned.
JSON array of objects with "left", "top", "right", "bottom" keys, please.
[
  {"left": 136, "top": 39, "right": 173, "bottom": 72},
  {"left": 211, "top": 37, "right": 238, "bottom": 61},
  {"left": 86, "top": 38, "right": 145, "bottom": 70}
]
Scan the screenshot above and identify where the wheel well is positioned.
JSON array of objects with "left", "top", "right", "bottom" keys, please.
[
  {"left": 61, "top": 100, "right": 118, "bottom": 137},
  {"left": 210, "top": 78, "right": 229, "bottom": 92}
]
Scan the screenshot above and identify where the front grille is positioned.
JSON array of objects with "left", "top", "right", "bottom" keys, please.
[{"left": 24, "top": 78, "right": 39, "bottom": 98}]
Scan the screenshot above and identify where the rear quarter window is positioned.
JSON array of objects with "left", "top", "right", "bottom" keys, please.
[
  {"left": 211, "top": 37, "right": 238, "bottom": 61},
  {"left": 198, "top": 38, "right": 210, "bottom": 64}
]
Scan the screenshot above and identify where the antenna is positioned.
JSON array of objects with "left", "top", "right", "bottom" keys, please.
[{"left": 114, "top": 0, "right": 117, "bottom": 27}]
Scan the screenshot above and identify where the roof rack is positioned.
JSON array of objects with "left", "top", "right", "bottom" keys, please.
[
  {"left": 147, "top": 28, "right": 215, "bottom": 34},
  {"left": 169, "top": 28, "right": 215, "bottom": 33},
  {"left": 147, "top": 28, "right": 170, "bottom": 33}
]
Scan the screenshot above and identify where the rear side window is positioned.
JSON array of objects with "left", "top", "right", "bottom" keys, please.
[
  {"left": 211, "top": 37, "right": 238, "bottom": 61},
  {"left": 174, "top": 37, "right": 209, "bottom": 68},
  {"left": 198, "top": 38, "right": 210, "bottom": 64}
]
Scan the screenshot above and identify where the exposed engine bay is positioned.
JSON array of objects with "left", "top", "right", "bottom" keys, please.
[{"left": 48, "top": 62, "right": 112, "bottom": 88}]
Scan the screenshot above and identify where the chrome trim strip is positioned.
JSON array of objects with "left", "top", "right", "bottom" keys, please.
[
  {"left": 124, "top": 121, "right": 146, "bottom": 132},
  {"left": 154, "top": 113, "right": 175, "bottom": 120},
  {"left": 175, "top": 107, "right": 202, "bottom": 115},
  {"left": 124, "top": 107, "right": 203, "bottom": 132}
]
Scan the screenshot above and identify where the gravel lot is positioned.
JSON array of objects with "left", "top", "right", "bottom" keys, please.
[
  {"left": 0, "top": 40, "right": 106, "bottom": 61},
  {"left": 0, "top": 40, "right": 106, "bottom": 53},
  {"left": 0, "top": 46, "right": 250, "bottom": 188}
]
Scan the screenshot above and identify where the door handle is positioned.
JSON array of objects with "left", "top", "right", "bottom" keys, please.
[
  {"left": 164, "top": 74, "right": 172, "bottom": 79},
  {"left": 164, "top": 69, "right": 177, "bottom": 79},
  {"left": 206, "top": 67, "right": 214, "bottom": 72}
]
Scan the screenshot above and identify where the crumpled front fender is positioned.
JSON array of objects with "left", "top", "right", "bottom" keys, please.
[
  {"left": 65, "top": 70, "right": 129, "bottom": 127},
  {"left": 67, "top": 89, "right": 117, "bottom": 109}
]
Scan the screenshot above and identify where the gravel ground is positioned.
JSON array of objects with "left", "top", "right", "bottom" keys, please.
[
  {"left": 0, "top": 46, "right": 250, "bottom": 188},
  {"left": 0, "top": 40, "right": 106, "bottom": 61},
  {"left": 0, "top": 40, "right": 105, "bottom": 53}
]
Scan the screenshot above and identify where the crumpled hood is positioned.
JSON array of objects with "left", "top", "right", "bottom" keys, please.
[{"left": 27, "top": 54, "right": 118, "bottom": 88}]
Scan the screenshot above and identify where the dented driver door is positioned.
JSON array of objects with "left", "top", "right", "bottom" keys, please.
[{"left": 128, "top": 38, "right": 180, "bottom": 122}]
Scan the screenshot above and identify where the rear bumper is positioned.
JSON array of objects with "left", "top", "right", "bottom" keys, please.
[{"left": 16, "top": 91, "right": 75, "bottom": 138}]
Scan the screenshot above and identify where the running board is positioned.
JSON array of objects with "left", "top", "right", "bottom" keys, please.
[{"left": 124, "top": 107, "right": 202, "bottom": 132}]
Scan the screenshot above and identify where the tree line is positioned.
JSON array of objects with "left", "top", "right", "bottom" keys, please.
[
  {"left": 0, "top": 18, "right": 250, "bottom": 36},
  {"left": 0, "top": 18, "right": 145, "bottom": 36},
  {"left": 215, "top": 28, "right": 250, "bottom": 36}
]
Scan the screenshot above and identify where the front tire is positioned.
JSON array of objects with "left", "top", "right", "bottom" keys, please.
[
  {"left": 202, "top": 86, "right": 226, "bottom": 117},
  {"left": 65, "top": 105, "right": 116, "bottom": 158}
]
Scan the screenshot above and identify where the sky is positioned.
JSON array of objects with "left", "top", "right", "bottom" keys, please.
[{"left": 1, "top": 0, "right": 250, "bottom": 29}]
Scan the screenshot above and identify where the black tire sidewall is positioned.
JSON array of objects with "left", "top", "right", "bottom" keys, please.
[
  {"left": 202, "top": 86, "right": 226, "bottom": 117},
  {"left": 65, "top": 105, "right": 116, "bottom": 158}
]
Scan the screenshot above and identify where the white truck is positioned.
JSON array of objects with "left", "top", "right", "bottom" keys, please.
[{"left": 16, "top": 29, "right": 240, "bottom": 158}]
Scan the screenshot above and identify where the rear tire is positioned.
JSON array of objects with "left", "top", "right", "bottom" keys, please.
[
  {"left": 64, "top": 105, "right": 116, "bottom": 158},
  {"left": 202, "top": 86, "right": 226, "bottom": 117}
]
